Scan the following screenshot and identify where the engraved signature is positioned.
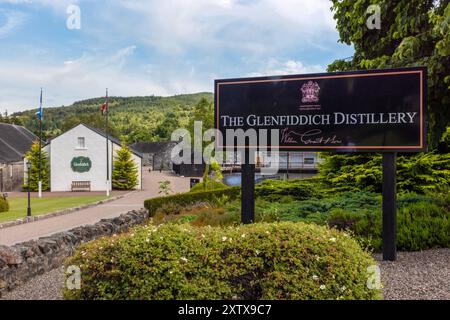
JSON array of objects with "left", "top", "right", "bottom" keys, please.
[{"left": 281, "top": 128, "right": 342, "bottom": 145}]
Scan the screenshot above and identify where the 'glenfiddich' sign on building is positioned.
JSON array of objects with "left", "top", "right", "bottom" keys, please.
[
  {"left": 71, "top": 156, "right": 92, "bottom": 173},
  {"left": 215, "top": 67, "right": 427, "bottom": 152}
]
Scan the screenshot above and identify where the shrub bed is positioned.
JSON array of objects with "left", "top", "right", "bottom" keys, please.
[
  {"left": 327, "top": 193, "right": 450, "bottom": 251},
  {"left": 64, "top": 222, "right": 380, "bottom": 300},
  {"left": 154, "top": 190, "right": 449, "bottom": 252},
  {"left": 144, "top": 187, "right": 240, "bottom": 217}
]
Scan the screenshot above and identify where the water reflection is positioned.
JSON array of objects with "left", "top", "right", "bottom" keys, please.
[{"left": 223, "top": 172, "right": 317, "bottom": 186}]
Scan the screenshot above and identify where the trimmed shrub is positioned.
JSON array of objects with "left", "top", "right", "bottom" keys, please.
[
  {"left": 144, "top": 187, "right": 240, "bottom": 217},
  {"left": 64, "top": 222, "right": 380, "bottom": 300},
  {"left": 0, "top": 196, "right": 9, "bottom": 213},
  {"left": 255, "top": 178, "right": 321, "bottom": 202}
]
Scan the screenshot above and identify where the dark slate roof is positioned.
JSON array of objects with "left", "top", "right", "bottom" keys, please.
[
  {"left": 79, "top": 124, "right": 143, "bottom": 158},
  {"left": 0, "top": 123, "right": 38, "bottom": 163},
  {"left": 131, "top": 141, "right": 177, "bottom": 154}
]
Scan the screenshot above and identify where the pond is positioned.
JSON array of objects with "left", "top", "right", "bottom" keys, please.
[{"left": 223, "top": 172, "right": 317, "bottom": 186}]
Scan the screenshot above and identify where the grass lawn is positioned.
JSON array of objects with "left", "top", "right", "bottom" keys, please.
[{"left": 0, "top": 196, "right": 108, "bottom": 223}]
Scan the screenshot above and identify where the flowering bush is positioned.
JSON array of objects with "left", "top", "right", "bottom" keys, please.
[{"left": 64, "top": 222, "right": 380, "bottom": 300}]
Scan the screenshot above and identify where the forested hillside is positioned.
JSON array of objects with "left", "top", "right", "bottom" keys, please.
[{"left": 11, "top": 93, "right": 213, "bottom": 143}]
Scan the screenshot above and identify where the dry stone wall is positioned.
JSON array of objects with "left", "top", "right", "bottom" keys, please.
[{"left": 0, "top": 208, "right": 149, "bottom": 296}]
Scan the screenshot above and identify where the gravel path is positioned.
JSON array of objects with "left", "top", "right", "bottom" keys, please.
[
  {"left": 375, "top": 248, "right": 450, "bottom": 300},
  {"left": 1, "top": 267, "right": 64, "bottom": 300},
  {"left": 2, "top": 248, "right": 449, "bottom": 300}
]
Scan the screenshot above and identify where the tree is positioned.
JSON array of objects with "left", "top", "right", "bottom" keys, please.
[
  {"left": 154, "top": 112, "right": 179, "bottom": 140},
  {"left": 329, "top": 0, "right": 449, "bottom": 147},
  {"left": 438, "top": 126, "right": 450, "bottom": 153},
  {"left": 10, "top": 93, "right": 212, "bottom": 145},
  {"left": 318, "top": 1, "right": 450, "bottom": 194},
  {"left": 187, "top": 97, "right": 215, "bottom": 161},
  {"left": 24, "top": 141, "right": 50, "bottom": 191},
  {"left": 112, "top": 142, "right": 139, "bottom": 190},
  {"left": 0, "top": 110, "right": 23, "bottom": 125}
]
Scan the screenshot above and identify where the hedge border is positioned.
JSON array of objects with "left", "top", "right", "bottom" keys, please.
[{"left": 144, "top": 187, "right": 241, "bottom": 217}]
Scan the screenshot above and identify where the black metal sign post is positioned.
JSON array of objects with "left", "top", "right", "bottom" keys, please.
[
  {"left": 241, "top": 148, "right": 255, "bottom": 224},
  {"left": 382, "top": 153, "right": 397, "bottom": 261}
]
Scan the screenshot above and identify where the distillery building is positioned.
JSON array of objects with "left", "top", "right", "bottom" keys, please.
[{"left": 45, "top": 124, "right": 142, "bottom": 192}]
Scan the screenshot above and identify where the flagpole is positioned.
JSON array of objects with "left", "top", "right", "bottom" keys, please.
[
  {"left": 105, "top": 88, "right": 110, "bottom": 197},
  {"left": 38, "top": 88, "right": 42, "bottom": 198}
]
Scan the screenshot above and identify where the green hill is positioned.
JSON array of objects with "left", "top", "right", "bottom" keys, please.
[{"left": 12, "top": 92, "right": 213, "bottom": 143}]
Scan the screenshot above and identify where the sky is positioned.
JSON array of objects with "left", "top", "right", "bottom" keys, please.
[{"left": 0, "top": 0, "right": 354, "bottom": 113}]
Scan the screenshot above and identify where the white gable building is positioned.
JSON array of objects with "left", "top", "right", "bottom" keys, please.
[{"left": 45, "top": 124, "right": 142, "bottom": 192}]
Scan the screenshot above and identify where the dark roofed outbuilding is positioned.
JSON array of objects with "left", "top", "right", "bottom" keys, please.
[{"left": 0, "top": 123, "right": 38, "bottom": 163}]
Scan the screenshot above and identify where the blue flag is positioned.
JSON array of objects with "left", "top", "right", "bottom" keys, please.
[{"left": 36, "top": 89, "right": 43, "bottom": 120}]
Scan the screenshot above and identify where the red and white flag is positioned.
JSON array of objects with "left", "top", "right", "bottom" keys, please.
[
  {"left": 100, "top": 92, "right": 108, "bottom": 115},
  {"left": 100, "top": 101, "right": 107, "bottom": 115}
]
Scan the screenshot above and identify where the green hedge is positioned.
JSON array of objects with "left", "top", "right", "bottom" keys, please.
[
  {"left": 255, "top": 178, "right": 321, "bottom": 202},
  {"left": 64, "top": 222, "right": 380, "bottom": 300},
  {"left": 144, "top": 187, "right": 241, "bottom": 217},
  {"left": 0, "top": 196, "right": 9, "bottom": 213}
]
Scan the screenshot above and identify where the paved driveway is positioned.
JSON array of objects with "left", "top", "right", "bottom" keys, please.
[{"left": 0, "top": 171, "right": 190, "bottom": 246}]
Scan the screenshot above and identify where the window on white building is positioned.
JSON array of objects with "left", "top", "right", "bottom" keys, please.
[
  {"left": 304, "top": 157, "right": 315, "bottom": 164},
  {"left": 77, "top": 137, "right": 86, "bottom": 149}
]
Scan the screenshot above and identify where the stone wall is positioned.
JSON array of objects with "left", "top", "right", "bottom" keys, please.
[{"left": 0, "top": 208, "right": 149, "bottom": 296}]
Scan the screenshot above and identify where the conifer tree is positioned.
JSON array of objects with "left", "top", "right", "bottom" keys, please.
[
  {"left": 112, "top": 142, "right": 139, "bottom": 190},
  {"left": 24, "top": 141, "right": 50, "bottom": 191}
]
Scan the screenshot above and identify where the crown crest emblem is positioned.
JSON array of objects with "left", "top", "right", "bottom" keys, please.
[{"left": 301, "top": 81, "right": 320, "bottom": 103}]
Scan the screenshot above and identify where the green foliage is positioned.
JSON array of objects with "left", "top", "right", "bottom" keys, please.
[
  {"left": 156, "top": 191, "right": 379, "bottom": 228},
  {"left": 154, "top": 112, "right": 179, "bottom": 140},
  {"left": 327, "top": 193, "right": 450, "bottom": 251},
  {"left": 112, "top": 143, "right": 139, "bottom": 190},
  {"left": 158, "top": 180, "right": 172, "bottom": 196},
  {"left": 144, "top": 187, "right": 241, "bottom": 217},
  {"left": 0, "top": 195, "right": 9, "bottom": 213},
  {"left": 188, "top": 97, "right": 215, "bottom": 150},
  {"left": 438, "top": 126, "right": 450, "bottom": 153},
  {"left": 23, "top": 141, "right": 50, "bottom": 192},
  {"left": 0, "top": 111, "right": 23, "bottom": 125},
  {"left": 330, "top": 0, "right": 449, "bottom": 147},
  {"left": 190, "top": 180, "right": 228, "bottom": 192},
  {"left": 254, "top": 178, "right": 322, "bottom": 201},
  {"left": 12, "top": 93, "right": 213, "bottom": 143},
  {"left": 162, "top": 189, "right": 449, "bottom": 252},
  {"left": 64, "top": 222, "right": 380, "bottom": 300},
  {"left": 192, "top": 159, "right": 226, "bottom": 192},
  {"left": 319, "top": 152, "right": 450, "bottom": 194}
]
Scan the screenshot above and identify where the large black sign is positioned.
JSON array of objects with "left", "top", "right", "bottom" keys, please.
[{"left": 215, "top": 67, "right": 427, "bottom": 152}]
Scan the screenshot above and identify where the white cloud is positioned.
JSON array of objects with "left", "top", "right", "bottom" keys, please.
[
  {"left": 0, "top": 9, "right": 26, "bottom": 37},
  {"left": 0, "top": 46, "right": 170, "bottom": 112},
  {"left": 0, "top": 0, "right": 77, "bottom": 10},
  {"left": 248, "top": 59, "right": 325, "bottom": 77},
  {"left": 113, "top": 0, "right": 338, "bottom": 55},
  {"left": 0, "top": 0, "right": 352, "bottom": 112}
]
